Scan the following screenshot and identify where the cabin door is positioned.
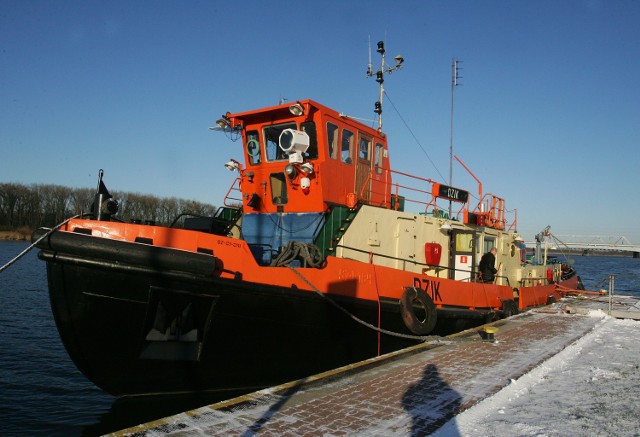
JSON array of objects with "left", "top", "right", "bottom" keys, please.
[
  {"left": 355, "top": 134, "right": 372, "bottom": 202},
  {"left": 449, "top": 230, "right": 476, "bottom": 281}
]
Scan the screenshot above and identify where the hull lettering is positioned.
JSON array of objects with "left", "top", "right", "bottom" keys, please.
[{"left": 413, "top": 277, "right": 443, "bottom": 303}]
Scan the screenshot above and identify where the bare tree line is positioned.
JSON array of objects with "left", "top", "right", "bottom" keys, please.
[{"left": 0, "top": 182, "right": 217, "bottom": 230}]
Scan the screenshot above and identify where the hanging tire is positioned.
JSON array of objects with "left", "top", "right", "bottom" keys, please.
[
  {"left": 501, "top": 299, "right": 518, "bottom": 318},
  {"left": 400, "top": 287, "right": 437, "bottom": 335}
]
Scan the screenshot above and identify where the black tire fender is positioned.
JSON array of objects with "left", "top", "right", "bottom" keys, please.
[
  {"left": 400, "top": 287, "right": 437, "bottom": 335},
  {"left": 501, "top": 299, "right": 518, "bottom": 318}
]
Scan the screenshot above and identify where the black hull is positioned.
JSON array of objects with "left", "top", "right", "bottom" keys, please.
[{"left": 35, "top": 229, "right": 426, "bottom": 397}]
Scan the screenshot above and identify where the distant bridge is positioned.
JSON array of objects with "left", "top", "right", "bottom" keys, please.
[{"left": 524, "top": 235, "right": 640, "bottom": 256}]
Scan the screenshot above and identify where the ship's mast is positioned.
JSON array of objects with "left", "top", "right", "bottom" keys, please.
[{"left": 366, "top": 38, "right": 404, "bottom": 132}]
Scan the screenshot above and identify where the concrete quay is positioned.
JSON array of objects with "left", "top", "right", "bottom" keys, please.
[{"left": 109, "top": 296, "right": 637, "bottom": 436}]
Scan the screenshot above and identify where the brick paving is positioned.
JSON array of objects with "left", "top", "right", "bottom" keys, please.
[{"left": 113, "top": 309, "right": 600, "bottom": 436}]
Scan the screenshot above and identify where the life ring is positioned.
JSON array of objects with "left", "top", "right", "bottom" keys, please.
[
  {"left": 246, "top": 139, "right": 260, "bottom": 158},
  {"left": 400, "top": 287, "right": 437, "bottom": 335},
  {"left": 501, "top": 299, "right": 518, "bottom": 318}
]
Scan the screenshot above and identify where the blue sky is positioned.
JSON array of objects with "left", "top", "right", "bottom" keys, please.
[{"left": 1, "top": 0, "right": 639, "bottom": 243}]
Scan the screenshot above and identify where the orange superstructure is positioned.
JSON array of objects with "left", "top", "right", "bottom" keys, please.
[{"left": 219, "top": 99, "right": 393, "bottom": 214}]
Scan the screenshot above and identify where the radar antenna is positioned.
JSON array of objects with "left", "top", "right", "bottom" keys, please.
[{"left": 366, "top": 38, "right": 404, "bottom": 131}]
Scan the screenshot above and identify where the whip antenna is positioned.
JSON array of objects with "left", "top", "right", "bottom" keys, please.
[{"left": 449, "top": 58, "right": 462, "bottom": 217}]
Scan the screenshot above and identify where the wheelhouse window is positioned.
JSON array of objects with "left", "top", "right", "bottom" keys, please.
[
  {"left": 326, "top": 122, "right": 339, "bottom": 160},
  {"left": 455, "top": 233, "right": 474, "bottom": 253},
  {"left": 301, "top": 121, "right": 318, "bottom": 160},
  {"left": 374, "top": 142, "right": 384, "bottom": 174},
  {"left": 246, "top": 130, "right": 261, "bottom": 165},
  {"left": 341, "top": 129, "right": 354, "bottom": 164},
  {"left": 270, "top": 173, "right": 287, "bottom": 204},
  {"left": 264, "top": 122, "right": 296, "bottom": 162},
  {"left": 358, "top": 134, "right": 371, "bottom": 160},
  {"left": 483, "top": 238, "right": 496, "bottom": 254},
  {"left": 263, "top": 122, "right": 318, "bottom": 162}
]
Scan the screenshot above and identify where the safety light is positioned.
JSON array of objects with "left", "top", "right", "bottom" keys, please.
[
  {"left": 439, "top": 222, "right": 453, "bottom": 233},
  {"left": 284, "top": 163, "right": 297, "bottom": 179},
  {"left": 289, "top": 102, "right": 304, "bottom": 116},
  {"left": 216, "top": 116, "right": 231, "bottom": 129},
  {"left": 224, "top": 159, "right": 240, "bottom": 172},
  {"left": 300, "top": 162, "right": 314, "bottom": 174}
]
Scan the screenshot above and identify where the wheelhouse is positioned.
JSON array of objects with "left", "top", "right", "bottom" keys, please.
[{"left": 221, "top": 99, "right": 392, "bottom": 214}]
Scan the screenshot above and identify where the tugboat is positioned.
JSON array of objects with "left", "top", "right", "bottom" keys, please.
[{"left": 34, "top": 44, "right": 580, "bottom": 397}]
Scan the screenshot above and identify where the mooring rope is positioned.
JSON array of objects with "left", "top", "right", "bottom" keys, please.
[
  {"left": 286, "top": 265, "right": 446, "bottom": 343},
  {"left": 0, "top": 215, "right": 79, "bottom": 274},
  {"left": 271, "top": 241, "right": 324, "bottom": 268}
]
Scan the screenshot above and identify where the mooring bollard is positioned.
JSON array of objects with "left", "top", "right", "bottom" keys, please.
[
  {"left": 608, "top": 274, "right": 615, "bottom": 315},
  {"left": 483, "top": 326, "right": 498, "bottom": 342}
]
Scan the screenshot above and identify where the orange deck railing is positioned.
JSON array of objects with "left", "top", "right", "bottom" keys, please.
[{"left": 360, "top": 167, "right": 514, "bottom": 230}]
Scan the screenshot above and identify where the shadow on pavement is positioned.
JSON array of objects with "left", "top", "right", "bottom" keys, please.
[{"left": 402, "top": 363, "right": 461, "bottom": 436}]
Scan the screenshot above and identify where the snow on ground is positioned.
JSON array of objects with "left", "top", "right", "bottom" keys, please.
[{"left": 433, "top": 312, "right": 640, "bottom": 437}]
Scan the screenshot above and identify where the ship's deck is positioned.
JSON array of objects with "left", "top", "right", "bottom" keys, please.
[{"left": 109, "top": 295, "right": 639, "bottom": 436}]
